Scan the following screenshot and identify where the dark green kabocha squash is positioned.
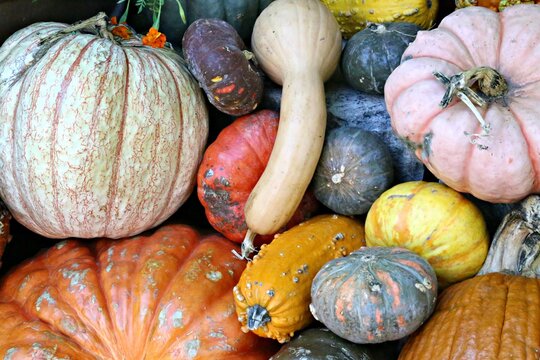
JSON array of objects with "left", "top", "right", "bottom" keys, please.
[
  {"left": 122, "top": 0, "right": 274, "bottom": 47},
  {"left": 341, "top": 22, "right": 421, "bottom": 94},
  {"left": 313, "top": 126, "right": 394, "bottom": 216},
  {"left": 270, "top": 327, "right": 402, "bottom": 360},
  {"left": 310, "top": 247, "right": 438, "bottom": 344},
  {"left": 183, "top": 18, "right": 263, "bottom": 116}
]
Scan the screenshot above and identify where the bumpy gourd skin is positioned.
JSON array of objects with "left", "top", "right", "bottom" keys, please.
[
  {"left": 321, "top": 0, "right": 438, "bottom": 38},
  {"left": 233, "top": 214, "right": 365, "bottom": 343}
]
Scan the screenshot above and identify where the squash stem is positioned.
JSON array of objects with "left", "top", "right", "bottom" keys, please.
[
  {"left": 233, "top": 229, "right": 257, "bottom": 260},
  {"left": 39, "top": 12, "right": 115, "bottom": 46},
  {"left": 247, "top": 304, "right": 271, "bottom": 330},
  {"left": 434, "top": 66, "right": 508, "bottom": 141}
]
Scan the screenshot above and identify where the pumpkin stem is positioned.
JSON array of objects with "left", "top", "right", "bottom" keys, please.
[
  {"left": 39, "top": 12, "right": 115, "bottom": 46},
  {"left": 246, "top": 304, "right": 271, "bottom": 330},
  {"left": 434, "top": 67, "right": 508, "bottom": 146},
  {"left": 233, "top": 229, "right": 257, "bottom": 261}
]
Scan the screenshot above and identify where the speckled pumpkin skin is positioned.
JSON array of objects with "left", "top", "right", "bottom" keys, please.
[
  {"left": 0, "top": 224, "right": 278, "bottom": 359},
  {"left": 399, "top": 273, "right": 540, "bottom": 360},
  {"left": 365, "top": 181, "right": 489, "bottom": 287},
  {"left": 310, "top": 247, "right": 438, "bottom": 344},
  {"left": 234, "top": 214, "right": 365, "bottom": 343},
  {"left": 321, "top": 0, "right": 438, "bottom": 38}
]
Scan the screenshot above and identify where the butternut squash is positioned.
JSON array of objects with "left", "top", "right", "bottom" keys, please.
[
  {"left": 233, "top": 214, "right": 365, "bottom": 343},
  {"left": 241, "top": 0, "right": 342, "bottom": 259}
]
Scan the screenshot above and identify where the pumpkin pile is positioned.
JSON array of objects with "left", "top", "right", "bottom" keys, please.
[{"left": 0, "top": 0, "right": 539, "bottom": 359}]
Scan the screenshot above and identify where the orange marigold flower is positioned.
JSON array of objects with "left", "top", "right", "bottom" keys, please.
[
  {"left": 142, "top": 27, "right": 167, "bottom": 48},
  {"left": 110, "top": 16, "right": 118, "bottom": 25},
  {"left": 111, "top": 25, "right": 131, "bottom": 40}
]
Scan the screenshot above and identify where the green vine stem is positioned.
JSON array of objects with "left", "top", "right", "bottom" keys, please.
[{"left": 117, "top": 0, "right": 186, "bottom": 30}]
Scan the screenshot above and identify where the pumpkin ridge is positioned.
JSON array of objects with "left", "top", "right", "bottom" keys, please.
[
  {"left": 18, "top": 36, "right": 84, "bottom": 236},
  {"left": 135, "top": 50, "right": 187, "bottom": 233},
  {"left": 506, "top": 103, "right": 540, "bottom": 193},
  {"left": 51, "top": 38, "right": 101, "bottom": 236},
  {"left": 234, "top": 125, "right": 269, "bottom": 169},
  {"left": 494, "top": 279, "right": 509, "bottom": 359},
  {"left": 143, "top": 237, "right": 238, "bottom": 354},
  {"left": 79, "top": 43, "right": 116, "bottom": 236},
  {"left": 103, "top": 46, "right": 131, "bottom": 236},
  {"left": 91, "top": 242, "right": 127, "bottom": 356}
]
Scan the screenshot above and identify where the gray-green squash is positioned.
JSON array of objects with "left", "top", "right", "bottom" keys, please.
[
  {"left": 270, "top": 327, "right": 402, "bottom": 359},
  {"left": 341, "top": 22, "right": 420, "bottom": 94},
  {"left": 313, "top": 126, "right": 394, "bottom": 216}
]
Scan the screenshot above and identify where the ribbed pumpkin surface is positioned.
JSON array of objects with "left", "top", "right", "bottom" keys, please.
[
  {"left": 0, "top": 224, "right": 277, "bottom": 359},
  {"left": 0, "top": 21, "right": 208, "bottom": 239},
  {"left": 400, "top": 273, "right": 540, "bottom": 360}
]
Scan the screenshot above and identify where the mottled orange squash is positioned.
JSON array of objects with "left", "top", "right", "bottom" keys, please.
[
  {"left": 400, "top": 273, "right": 540, "bottom": 360},
  {"left": 0, "top": 224, "right": 278, "bottom": 359},
  {"left": 234, "top": 214, "right": 365, "bottom": 343},
  {"left": 365, "top": 181, "right": 489, "bottom": 287}
]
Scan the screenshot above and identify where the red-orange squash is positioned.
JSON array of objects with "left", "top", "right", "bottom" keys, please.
[
  {"left": 385, "top": 5, "right": 540, "bottom": 203},
  {"left": 197, "top": 110, "right": 319, "bottom": 244},
  {"left": 0, "top": 224, "right": 278, "bottom": 359},
  {"left": 0, "top": 14, "right": 209, "bottom": 239},
  {"left": 399, "top": 273, "right": 540, "bottom": 360}
]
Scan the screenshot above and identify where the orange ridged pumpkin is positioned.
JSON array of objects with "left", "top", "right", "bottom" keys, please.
[
  {"left": 365, "top": 181, "right": 489, "bottom": 287},
  {"left": 399, "top": 273, "right": 540, "bottom": 360},
  {"left": 0, "top": 224, "right": 278, "bottom": 359}
]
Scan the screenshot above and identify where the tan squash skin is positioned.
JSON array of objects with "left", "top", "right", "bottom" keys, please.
[
  {"left": 242, "top": 0, "right": 342, "bottom": 258},
  {"left": 233, "top": 215, "right": 365, "bottom": 343}
]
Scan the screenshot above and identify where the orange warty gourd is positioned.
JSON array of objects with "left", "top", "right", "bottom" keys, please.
[
  {"left": 399, "top": 273, "right": 540, "bottom": 360},
  {"left": 365, "top": 181, "right": 489, "bottom": 287},
  {"left": 0, "top": 224, "right": 278, "bottom": 359},
  {"left": 234, "top": 214, "right": 365, "bottom": 343},
  {"left": 385, "top": 5, "right": 540, "bottom": 203}
]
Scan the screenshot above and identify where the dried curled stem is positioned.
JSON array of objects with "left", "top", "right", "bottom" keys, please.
[
  {"left": 434, "top": 66, "right": 508, "bottom": 146},
  {"left": 39, "top": 12, "right": 114, "bottom": 46}
]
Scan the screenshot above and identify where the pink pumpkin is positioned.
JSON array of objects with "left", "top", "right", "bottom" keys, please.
[
  {"left": 385, "top": 5, "right": 540, "bottom": 203},
  {"left": 0, "top": 15, "right": 208, "bottom": 238}
]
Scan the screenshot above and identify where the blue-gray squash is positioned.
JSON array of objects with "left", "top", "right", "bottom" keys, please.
[{"left": 313, "top": 126, "right": 394, "bottom": 216}]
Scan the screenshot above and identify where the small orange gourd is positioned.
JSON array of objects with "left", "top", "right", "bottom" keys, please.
[{"left": 233, "top": 214, "right": 365, "bottom": 343}]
